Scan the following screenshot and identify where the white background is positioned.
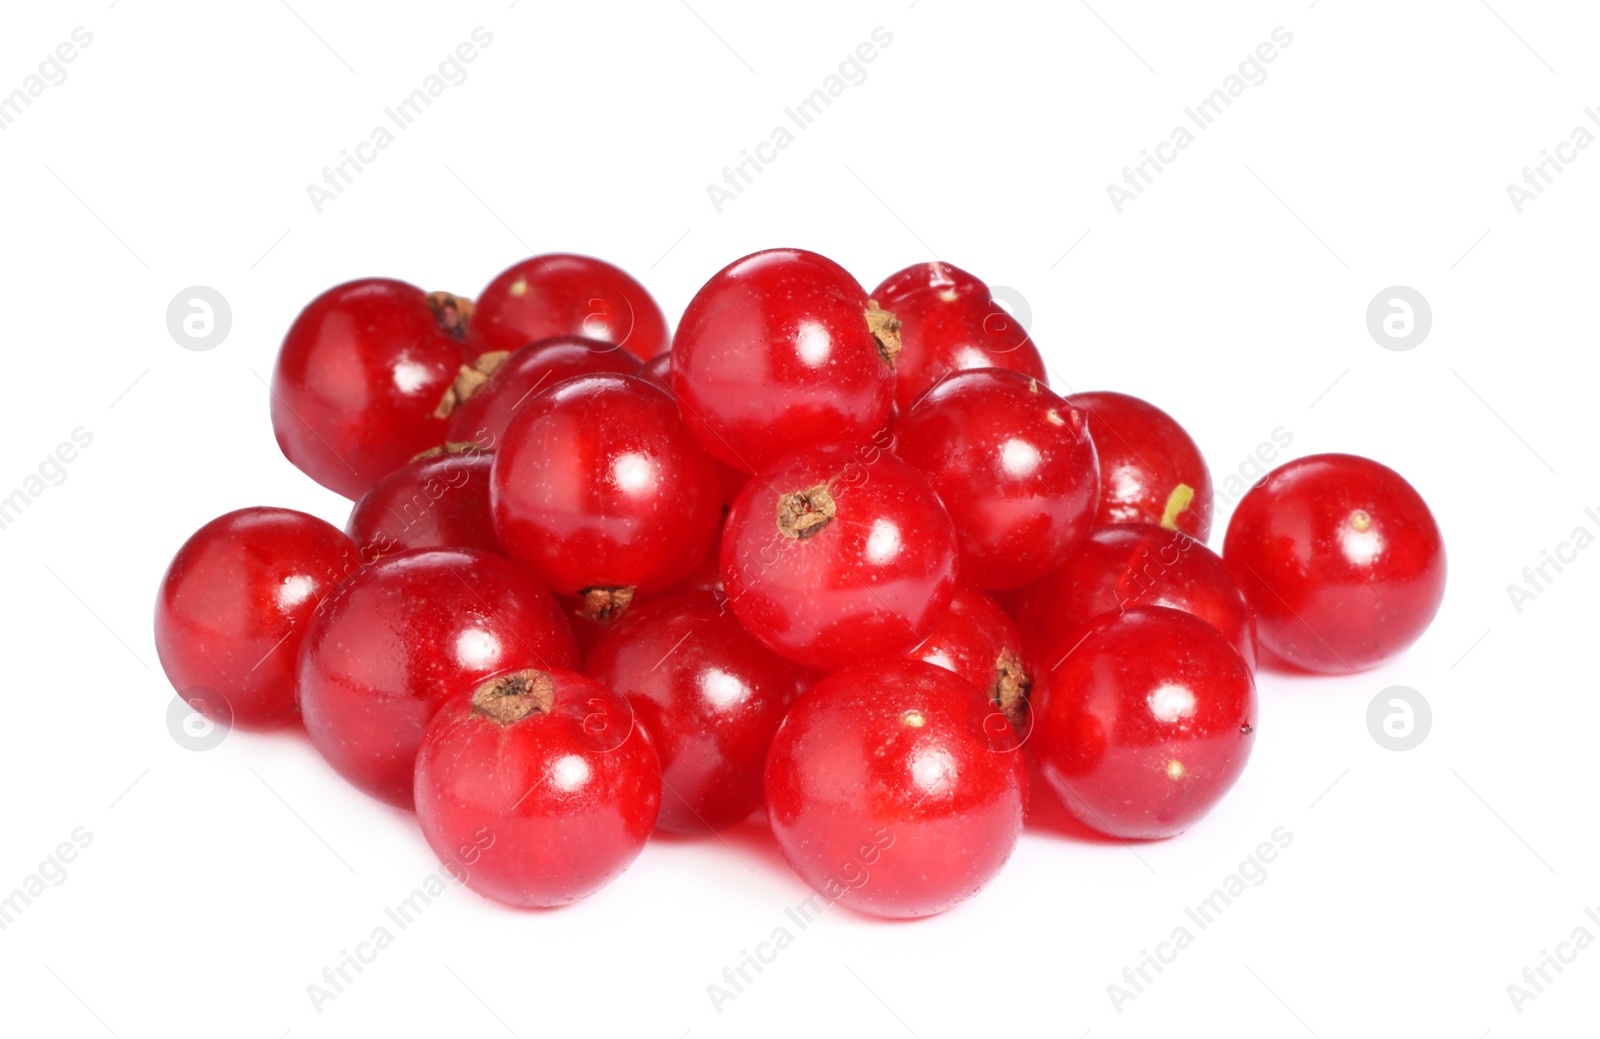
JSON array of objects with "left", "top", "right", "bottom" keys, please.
[{"left": 1, "top": 1, "right": 1595, "bottom": 1036}]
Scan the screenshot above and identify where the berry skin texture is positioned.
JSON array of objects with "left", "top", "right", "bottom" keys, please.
[
  {"left": 720, "top": 441, "right": 960, "bottom": 671},
  {"left": 298, "top": 548, "right": 578, "bottom": 807},
  {"left": 155, "top": 508, "right": 361, "bottom": 730},
  {"left": 345, "top": 449, "right": 500, "bottom": 559},
  {"left": 671, "top": 249, "right": 898, "bottom": 473},
  {"left": 415, "top": 669, "right": 661, "bottom": 908},
  {"left": 895, "top": 368, "right": 1101, "bottom": 589},
  {"left": 764, "top": 659, "right": 1026, "bottom": 919},
  {"left": 471, "top": 253, "right": 669, "bottom": 361},
  {"left": 443, "top": 335, "right": 642, "bottom": 447},
  {"left": 1029, "top": 606, "right": 1257, "bottom": 840},
  {"left": 584, "top": 593, "right": 797, "bottom": 834},
  {"left": 1223, "top": 453, "right": 1445, "bottom": 673},
  {"left": 1065, "top": 391, "right": 1214, "bottom": 543},
  {"left": 490, "top": 373, "right": 722, "bottom": 612},
  {"left": 271, "top": 278, "right": 471, "bottom": 499},
  {"left": 871, "top": 261, "right": 1048, "bottom": 413},
  {"left": 1020, "top": 523, "right": 1257, "bottom": 671},
  {"left": 906, "top": 586, "right": 1032, "bottom": 731}
]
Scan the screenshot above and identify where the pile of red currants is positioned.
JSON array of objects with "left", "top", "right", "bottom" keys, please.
[{"left": 154, "top": 249, "right": 1447, "bottom": 918}]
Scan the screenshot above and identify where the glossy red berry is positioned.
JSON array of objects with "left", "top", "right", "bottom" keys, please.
[
  {"left": 1029, "top": 606, "right": 1256, "bottom": 839},
  {"left": 584, "top": 593, "right": 797, "bottom": 834},
  {"left": 345, "top": 448, "right": 500, "bottom": 559},
  {"left": 298, "top": 548, "right": 578, "bottom": 807},
  {"left": 906, "top": 586, "right": 1031, "bottom": 731},
  {"left": 471, "top": 253, "right": 668, "bottom": 361},
  {"left": 765, "top": 659, "right": 1026, "bottom": 919},
  {"left": 155, "top": 508, "right": 360, "bottom": 730},
  {"left": 894, "top": 368, "right": 1100, "bottom": 589},
  {"left": 443, "top": 335, "right": 641, "bottom": 447},
  {"left": 720, "top": 441, "right": 960, "bottom": 671},
  {"left": 871, "top": 261, "right": 1048, "bottom": 413},
  {"left": 558, "top": 524, "right": 725, "bottom": 665},
  {"left": 640, "top": 352, "right": 672, "bottom": 391},
  {"left": 490, "top": 373, "right": 721, "bottom": 617},
  {"left": 671, "top": 249, "right": 898, "bottom": 473},
  {"left": 271, "top": 278, "right": 471, "bottom": 499},
  {"left": 1223, "top": 453, "right": 1445, "bottom": 673},
  {"left": 1020, "top": 523, "right": 1257, "bottom": 670},
  {"left": 653, "top": 530, "right": 726, "bottom": 601},
  {"left": 415, "top": 669, "right": 660, "bottom": 908},
  {"left": 1065, "top": 391, "right": 1214, "bottom": 542}
]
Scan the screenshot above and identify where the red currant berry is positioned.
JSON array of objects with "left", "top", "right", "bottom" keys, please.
[
  {"left": 640, "top": 352, "right": 672, "bottom": 391},
  {"left": 298, "top": 548, "right": 578, "bottom": 807},
  {"left": 720, "top": 442, "right": 959, "bottom": 671},
  {"left": 906, "top": 586, "right": 1032, "bottom": 731},
  {"left": 653, "top": 529, "right": 726, "bottom": 601},
  {"left": 1065, "top": 391, "right": 1214, "bottom": 542},
  {"left": 715, "top": 463, "right": 750, "bottom": 509},
  {"left": 765, "top": 659, "right": 1026, "bottom": 919},
  {"left": 345, "top": 447, "right": 500, "bottom": 560},
  {"left": 472, "top": 253, "right": 668, "bottom": 361},
  {"left": 415, "top": 669, "right": 660, "bottom": 908},
  {"left": 1020, "top": 523, "right": 1257, "bottom": 670},
  {"left": 1223, "top": 453, "right": 1445, "bottom": 673},
  {"left": 558, "top": 528, "right": 725, "bottom": 665},
  {"left": 155, "top": 508, "right": 360, "bottom": 730},
  {"left": 894, "top": 369, "right": 1100, "bottom": 589},
  {"left": 1029, "top": 606, "right": 1256, "bottom": 839},
  {"left": 555, "top": 594, "right": 613, "bottom": 666},
  {"left": 871, "top": 261, "right": 1048, "bottom": 413},
  {"left": 490, "top": 373, "right": 721, "bottom": 617},
  {"left": 671, "top": 249, "right": 898, "bottom": 473},
  {"left": 271, "top": 279, "right": 472, "bottom": 499},
  {"left": 442, "top": 335, "right": 642, "bottom": 447},
  {"left": 584, "top": 593, "right": 797, "bottom": 834}
]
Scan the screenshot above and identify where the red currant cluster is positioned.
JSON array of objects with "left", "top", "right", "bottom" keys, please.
[{"left": 154, "top": 249, "right": 1447, "bottom": 918}]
